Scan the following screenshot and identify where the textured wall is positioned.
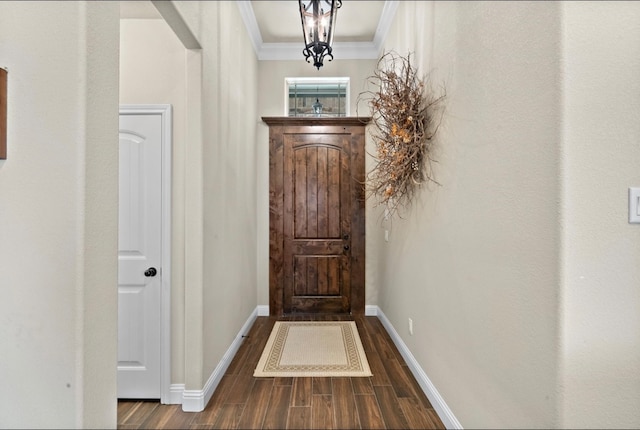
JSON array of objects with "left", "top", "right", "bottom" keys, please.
[
  {"left": 560, "top": 2, "right": 640, "bottom": 427},
  {"left": 0, "top": 2, "right": 119, "bottom": 427},
  {"left": 378, "top": 2, "right": 563, "bottom": 427},
  {"left": 374, "top": 1, "right": 640, "bottom": 428},
  {"left": 156, "top": 0, "right": 261, "bottom": 391},
  {"left": 197, "top": 1, "right": 260, "bottom": 385}
]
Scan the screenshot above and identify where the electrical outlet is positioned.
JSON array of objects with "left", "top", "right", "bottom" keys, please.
[{"left": 408, "top": 318, "right": 413, "bottom": 336}]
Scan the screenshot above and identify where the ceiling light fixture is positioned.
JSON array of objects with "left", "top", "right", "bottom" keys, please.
[{"left": 299, "top": 0, "right": 342, "bottom": 70}]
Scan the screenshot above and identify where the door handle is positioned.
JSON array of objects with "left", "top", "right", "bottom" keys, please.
[
  {"left": 144, "top": 267, "right": 157, "bottom": 277},
  {"left": 343, "top": 245, "right": 350, "bottom": 251}
]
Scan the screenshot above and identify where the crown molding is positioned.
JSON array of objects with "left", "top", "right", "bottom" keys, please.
[
  {"left": 237, "top": 0, "right": 399, "bottom": 61},
  {"left": 373, "top": 0, "right": 399, "bottom": 50},
  {"left": 236, "top": 0, "right": 263, "bottom": 54},
  {"left": 258, "top": 41, "right": 379, "bottom": 61}
]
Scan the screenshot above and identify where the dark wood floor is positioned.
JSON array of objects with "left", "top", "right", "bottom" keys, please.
[{"left": 118, "top": 315, "right": 445, "bottom": 429}]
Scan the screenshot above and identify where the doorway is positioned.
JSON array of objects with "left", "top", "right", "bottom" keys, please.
[
  {"left": 265, "top": 117, "right": 368, "bottom": 316},
  {"left": 117, "top": 106, "right": 172, "bottom": 400},
  {"left": 119, "top": 6, "right": 192, "bottom": 403}
]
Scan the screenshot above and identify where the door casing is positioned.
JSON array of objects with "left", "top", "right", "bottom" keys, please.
[
  {"left": 118, "top": 104, "right": 172, "bottom": 403},
  {"left": 264, "top": 117, "right": 370, "bottom": 316}
]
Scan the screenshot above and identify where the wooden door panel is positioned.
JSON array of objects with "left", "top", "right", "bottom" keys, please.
[
  {"left": 284, "top": 133, "right": 351, "bottom": 314},
  {"left": 293, "top": 145, "right": 343, "bottom": 240},
  {"left": 304, "top": 147, "right": 317, "bottom": 237},
  {"left": 317, "top": 147, "right": 328, "bottom": 237},
  {"left": 265, "top": 117, "right": 369, "bottom": 316},
  {"left": 294, "top": 256, "right": 342, "bottom": 296},
  {"left": 294, "top": 148, "right": 307, "bottom": 238},
  {"left": 327, "top": 147, "right": 342, "bottom": 238}
]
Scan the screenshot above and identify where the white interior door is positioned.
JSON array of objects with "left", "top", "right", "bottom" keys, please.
[{"left": 118, "top": 111, "right": 163, "bottom": 399}]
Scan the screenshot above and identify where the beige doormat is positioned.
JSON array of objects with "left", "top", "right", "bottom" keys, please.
[{"left": 254, "top": 321, "right": 373, "bottom": 377}]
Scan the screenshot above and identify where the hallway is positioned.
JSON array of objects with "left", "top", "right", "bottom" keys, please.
[{"left": 118, "top": 316, "right": 445, "bottom": 429}]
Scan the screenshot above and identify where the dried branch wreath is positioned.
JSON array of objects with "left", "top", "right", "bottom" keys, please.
[{"left": 359, "top": 51, "right": 445, "bottom": 218}]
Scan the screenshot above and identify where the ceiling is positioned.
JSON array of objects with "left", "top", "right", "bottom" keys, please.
[
  {"left": 120, "top": 1, "right": 397, "bottom": 60},
  {"left": 251, "top": 1, "right": 385, "bottom": 44}
]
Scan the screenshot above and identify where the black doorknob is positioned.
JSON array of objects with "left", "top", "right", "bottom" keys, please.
[
  {"left": 144, "top": 267, "right": 157, "bottom": 277},
  {"left": 343, "top": 245, "right": 350, "bottom": 251}
]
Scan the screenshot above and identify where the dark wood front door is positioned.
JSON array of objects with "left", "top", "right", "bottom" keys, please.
[
  {"left": 264, "top": 117, "right": 369, "bottom": 316},
  {"left": 284, "top": 132, "right": 352, "bottom": 313}
]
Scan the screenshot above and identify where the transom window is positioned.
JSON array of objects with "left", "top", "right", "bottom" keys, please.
[{"left": 285, "top": 77, "right": 350, "bottom": 117}]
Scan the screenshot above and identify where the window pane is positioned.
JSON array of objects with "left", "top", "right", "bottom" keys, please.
[{"left": 287, "top": 80, "right": 348, "bottom": 117}]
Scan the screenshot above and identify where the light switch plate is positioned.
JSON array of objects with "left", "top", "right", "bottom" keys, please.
[{"left": 629, "top": 188, "right": 640, "bottom": 223}]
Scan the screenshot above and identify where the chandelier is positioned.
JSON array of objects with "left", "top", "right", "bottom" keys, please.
[{"left": 298, "top": 0, "right": 342, "bottom": 70}]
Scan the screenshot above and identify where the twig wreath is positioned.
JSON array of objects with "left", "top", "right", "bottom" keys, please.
[{"left": 359, "top": 51, "right": 445, "bottom": 218}]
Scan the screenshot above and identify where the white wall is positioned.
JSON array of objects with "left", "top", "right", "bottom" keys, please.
[
  {"left": 0, "top": 2, "right": 119, "bottom": 428},
  {"left": 120, "top": 17, "right": 188, "bottom": 390},
  {"left": 167, "top": 1, "right": 260, "bottom": 388},
  {"left": 378, "top": 2, "right": 563, "bottom": 427},
  {"left": 257, "top": 59, "right": 379, "bottom": 308},
  {"left": 560, "top": 2, "right": 640, "bottom": 427},
  {"left": 375, "top": 1, "right": 640, "bottom": 428},
  {"left": 199, "top": 1, "right": 259, "bottom": 382}
]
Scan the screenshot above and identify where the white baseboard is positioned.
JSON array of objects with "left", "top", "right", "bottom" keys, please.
[
  {"left": 257, "top": 305, "right": 269, "bottom": 316},
  {"left": 374, "top": 306, "right": 463, "bottom": 430},
  {"left": 365, "top": 305, "right": 378, "bottom": 316},
  {"left": 167, "top": 384, "right": 185, "bottom": 405},
  {"left": 181, "top": 307, "right": 259, "bottom": 412}
]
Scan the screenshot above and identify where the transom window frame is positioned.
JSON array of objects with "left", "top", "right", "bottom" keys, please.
[{"left": 284, "top": 77, "right": 350, "bottom": 117}]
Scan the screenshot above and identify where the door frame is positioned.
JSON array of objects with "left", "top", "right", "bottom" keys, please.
[
  {"left": 264, "top": 116, "right": 370, "bottom": 316},
  {"left": 119, "top": 104, "right": 172, "bottom": 403}
]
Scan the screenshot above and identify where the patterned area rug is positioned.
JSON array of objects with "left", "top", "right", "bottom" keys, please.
[{"left": 253, "top": 321, "right": 373, "bottom": 377}]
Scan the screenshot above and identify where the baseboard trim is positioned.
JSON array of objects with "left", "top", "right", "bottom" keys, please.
[
  {"left": 168, "top": 384, "right": 185, "bottom": 405},
  {"left": 365, "top": 305, "right": 378, "bottom": 316},
  {"left": 374, "top": 306, "right": 463, "bottom": 429},
  {"left": 181, "top": 307, "right": 259, "bottom": 412},
  {"left": 257, "top": 305, "right": 269, "bottom": 316}
]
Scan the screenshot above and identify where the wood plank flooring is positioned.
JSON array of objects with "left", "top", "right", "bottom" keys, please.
[{"left": 118, "top": 315, "right": 445, "bottom": 429}]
